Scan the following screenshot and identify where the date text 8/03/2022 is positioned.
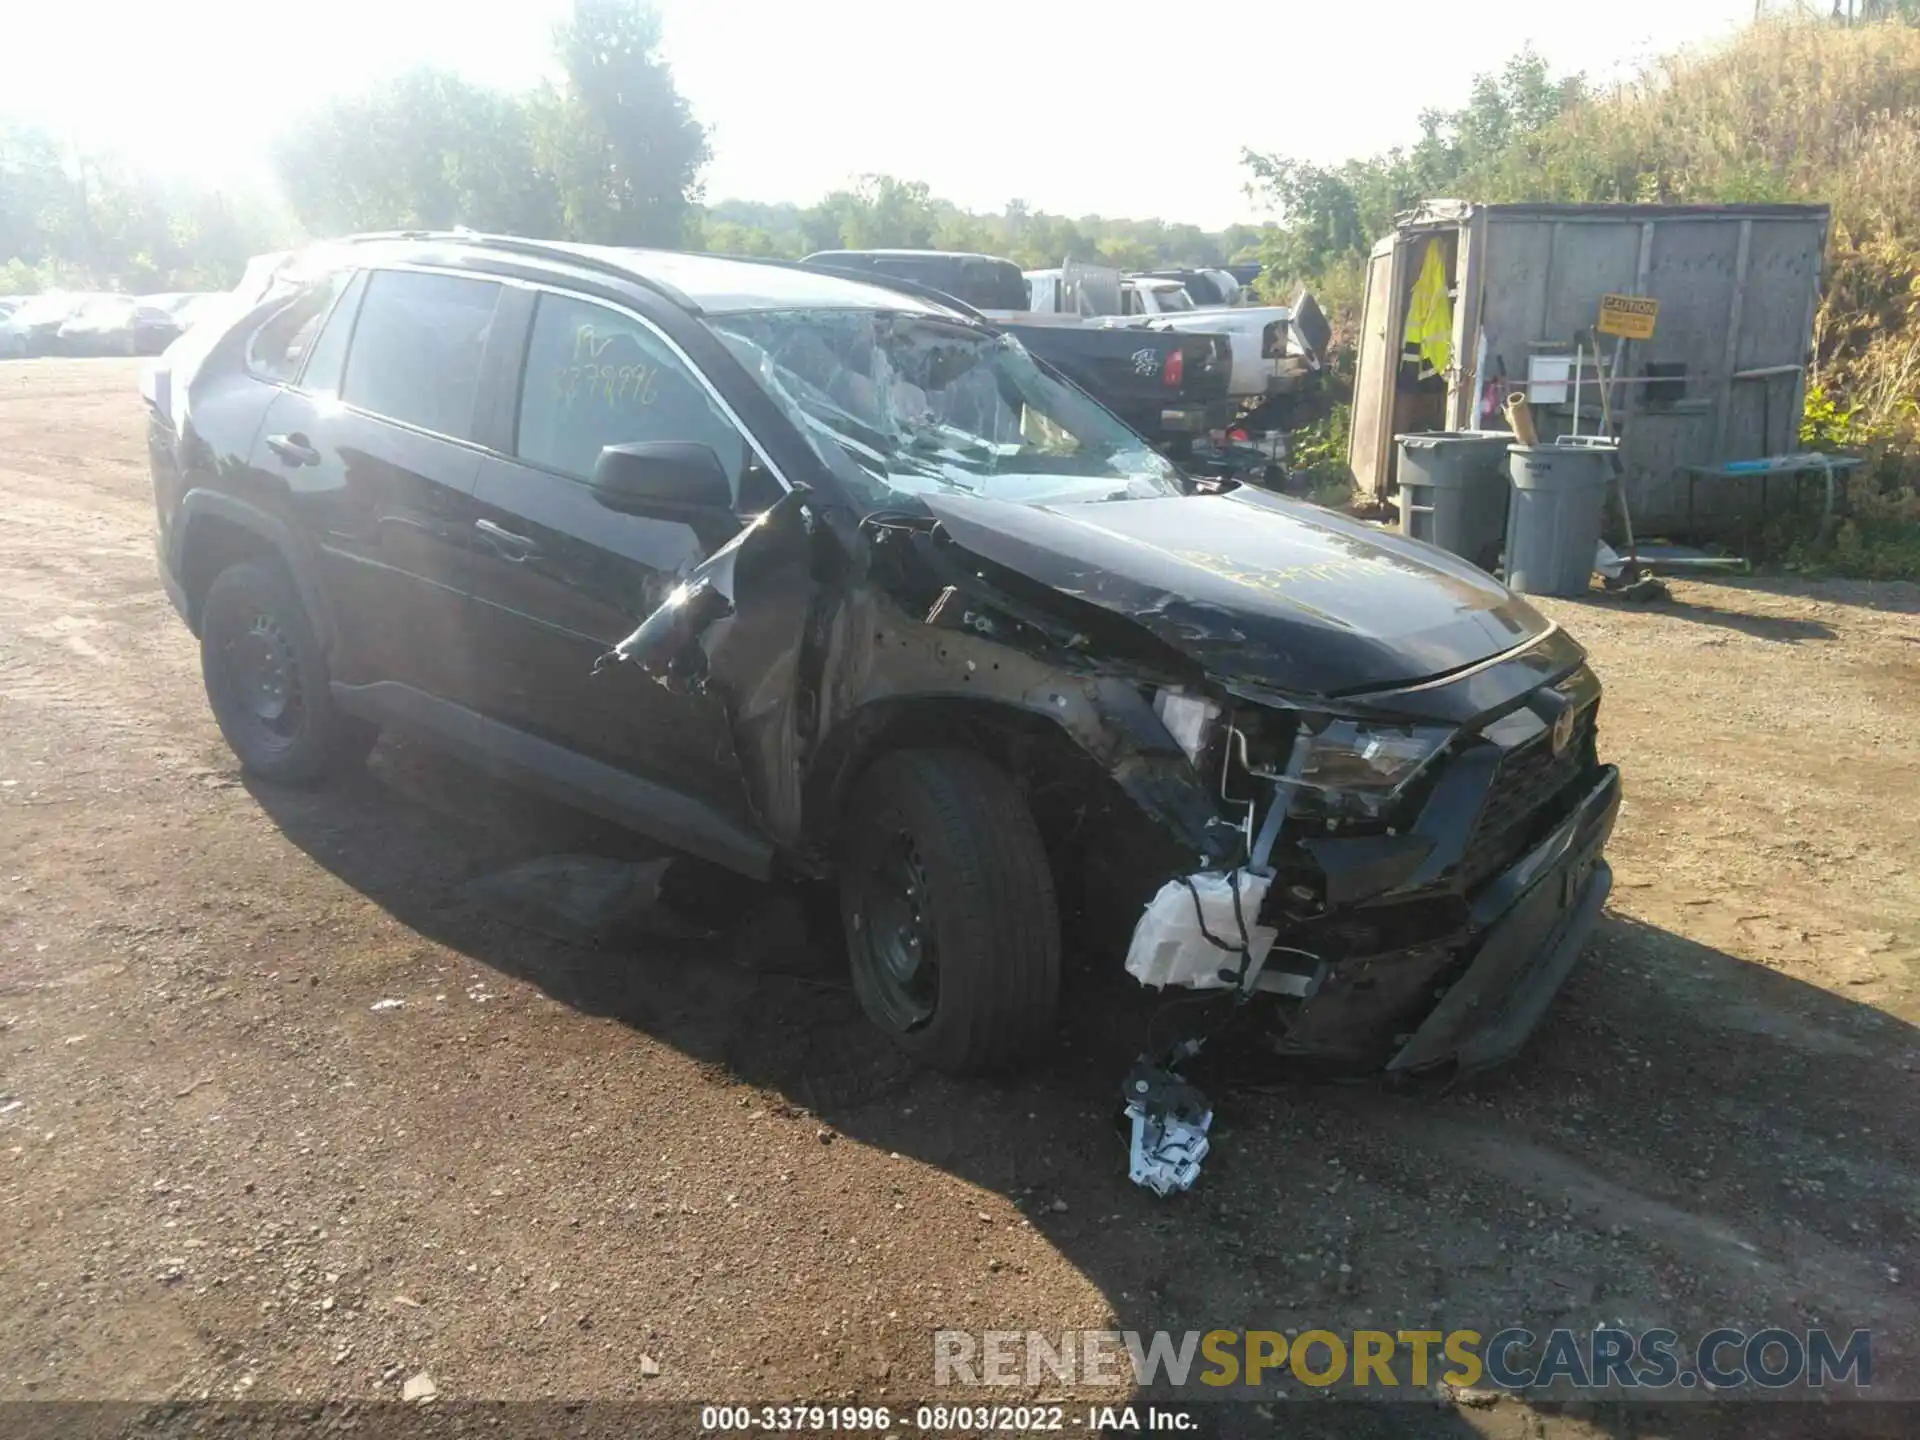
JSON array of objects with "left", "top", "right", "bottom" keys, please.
[{"left": 699, "top": 1404, "right": 1197, "bottom": 1432}]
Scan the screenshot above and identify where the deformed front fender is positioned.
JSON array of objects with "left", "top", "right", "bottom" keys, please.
[
  {"left": 604, "top": 490, "right": 1238, "bottom": 875},
  {"left": 797, "top": 582, "right": 1238, "bottom": 865}
]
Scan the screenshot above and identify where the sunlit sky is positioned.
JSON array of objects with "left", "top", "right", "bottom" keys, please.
[{"left": 12, "top": 0, "right": 1762, "bottom": 228}]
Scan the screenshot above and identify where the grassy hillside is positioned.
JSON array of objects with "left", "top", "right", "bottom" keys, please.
[
  {"left": 1509, "top": 19, "right": 1920, "bottom": 574},
  {"left": 1496, "top": 20, "right": 1920, "bottom": 442},
  {"left": 1261, "top": 19, "right": 1920, "bottom": 573}
]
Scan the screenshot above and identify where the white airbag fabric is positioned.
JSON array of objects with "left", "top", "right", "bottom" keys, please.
[{"left": 1124, "top": 870, "right": 1278, "bottom": 989}]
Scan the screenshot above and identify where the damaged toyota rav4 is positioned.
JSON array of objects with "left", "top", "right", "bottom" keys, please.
[{"left": 146, "top": 235, "right": 1618, "bottom": 1078}]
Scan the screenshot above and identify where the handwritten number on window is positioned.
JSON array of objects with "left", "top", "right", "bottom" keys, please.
[{"left": 553, "top": 324, "right": 662, "bottom": 410}]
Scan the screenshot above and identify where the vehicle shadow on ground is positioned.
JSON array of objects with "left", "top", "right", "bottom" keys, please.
[
  {"left": 1559, "top": 591, "right": 1837, "bottom": 644},
  {"left": 248, "top": 741, "right": 1916, "bottom": 1439},
  {"left": 1662, "top": 571, "right": 1920, "bottom": 616}
]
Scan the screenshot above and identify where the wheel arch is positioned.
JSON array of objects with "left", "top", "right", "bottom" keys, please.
[
  {"left": 801, "top": 694, "right": 1210, "bottom": 931},
  {"left": 172, "top": 490, "right": 335, "bottom": 651},
  {"left": 806, "top": 695, "right": 1104, "bottom": 842}
]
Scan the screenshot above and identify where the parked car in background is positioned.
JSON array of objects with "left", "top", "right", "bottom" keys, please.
[
  {"left": 56, "top": 295, "right": 146, "bottom": 356},
  {"left": 1120, "top": 277, "right": 1199, "bottom": 314},
  {"left": 1139, "top": 267, "right": 1244, "bottom": 307},
  {"left": 4, "top": 293, "right": 94, "bottom": 357},
  {"left": 146, "top": 231, "right": 1618, "bottom": 1080},
  {"left": 134, "top": 294, "right": 197, "bottom": 354}
]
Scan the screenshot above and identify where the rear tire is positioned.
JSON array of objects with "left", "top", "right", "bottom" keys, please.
[
  {"left": 199, "top": 559, "right": 376, "bottom": 784},
  {"left": 840, "top": 749, "right": 1061, "bottom": 1075}
]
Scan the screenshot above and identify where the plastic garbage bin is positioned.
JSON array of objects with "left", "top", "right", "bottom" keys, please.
[
  {"left": 1504, "top": 442, "right": 1615, "bottom": 596},
  {"left": 1394, "top": 431, "right": 1513, "bottom": 572}
]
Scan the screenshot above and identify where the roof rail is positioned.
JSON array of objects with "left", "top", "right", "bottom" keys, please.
[
  {"left": 308, "top": 231, "right": 701, "bottom": 313},
  {"left": 306, "top": 233, "right": 990, "bottom": 321},
  {"left": 325, "top": 229, "right": 481, "bottom": 246},
  {"left": 456, "top": 234, "right": 700, "bottom": 312}
]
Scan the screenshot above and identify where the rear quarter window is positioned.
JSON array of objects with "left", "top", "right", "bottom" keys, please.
[
  {"left": 246, "top": 273, "right": 353, "bottom": 385},
  {"left": 295, "top": 271, "right": 367, "bottom": 397}
]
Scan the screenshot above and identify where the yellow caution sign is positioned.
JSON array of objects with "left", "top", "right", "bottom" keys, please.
[{"left": 1597, "top": 294, "right": 1659, "bottom": 341}]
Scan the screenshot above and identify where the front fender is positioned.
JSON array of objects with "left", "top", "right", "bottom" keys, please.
[{"left": 800, "top": 589, "right": 1237, "bottom": 866}]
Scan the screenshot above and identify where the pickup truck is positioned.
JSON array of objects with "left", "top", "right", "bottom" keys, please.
[
  {"left": 801, "top": 250, "right": 1232, "bottom": 449},
  {"left": 1099, "top": 278, "right": 1317, "bottom": 426}
]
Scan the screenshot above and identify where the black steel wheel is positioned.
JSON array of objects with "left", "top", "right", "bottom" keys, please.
[
  {"left": 199, "top": 559, "right": 376, "bottom": 784},
  {"left": 840, "top": 749, "right": 1061, "bottom": 1074},
  {"left": 850, "top": 828, "right": 941, "bottom": 1032}
]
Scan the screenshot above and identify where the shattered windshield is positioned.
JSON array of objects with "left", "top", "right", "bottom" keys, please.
[{"left": 706, "top": 308, "right": 1185, "bottom": 510}]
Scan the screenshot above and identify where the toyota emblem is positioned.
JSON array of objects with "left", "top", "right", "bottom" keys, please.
[{"left": 1551, "top": 706, "right": 1577, "bottom": 756}]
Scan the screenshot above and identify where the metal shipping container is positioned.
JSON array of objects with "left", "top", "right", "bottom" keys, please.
[{"left": 1348, "top": 201, "right": 1830, "bottom": 536}]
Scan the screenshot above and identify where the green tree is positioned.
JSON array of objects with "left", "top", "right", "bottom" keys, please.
[
  {"left": 0, "top": 117, "right": 287, "bottom": 292},
  {"left": 542, "top": 0, "right": 710, "bottom": 246},
  {"left": 271, "top": 68, "right": 555, "bottom": 235},
  {"left": 0, "top": 122, "right": 79, "bottom": 270},
  {"left": 698, "top": 217, "right": 801, "bottom": 257},
  {"left": 809, "top": 175, "right": 940, "bottom": 249},
  {"left": 1242, "top": 46, "right": 1586, "bottom": 290}
]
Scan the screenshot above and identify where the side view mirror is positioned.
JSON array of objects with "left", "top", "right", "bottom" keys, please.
[{"left": 590, "top": 442, "right": 733, "bottom": 519}]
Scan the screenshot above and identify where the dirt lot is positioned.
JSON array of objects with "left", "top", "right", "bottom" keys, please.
[{"left": 2, "top": 359, "right": 1917, "bottom": 1435}]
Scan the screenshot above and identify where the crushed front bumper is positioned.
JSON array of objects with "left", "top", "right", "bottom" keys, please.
[
  {"left": 1120, "top": 764, "right": 1621, "bottom": 1074},
  {"left": 1387, "top": 764, "right": 1621, "bottom": 1071}
]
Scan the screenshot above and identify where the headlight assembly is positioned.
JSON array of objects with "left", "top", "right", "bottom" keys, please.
[{"left": 1282, "top": 717, "right": 1455, "bottom": 813}]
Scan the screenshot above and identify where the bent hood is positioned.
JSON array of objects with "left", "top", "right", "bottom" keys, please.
[{"left": 918, "top": 485, "right": 1550, "bottom": 697}]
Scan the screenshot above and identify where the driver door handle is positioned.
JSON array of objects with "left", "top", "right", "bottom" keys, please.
[
  {"left": 475, "top": 518, "right": 539, "bottom": 561},
  {"left": 265, "top": 432, "right": 320, "bottom": 467}
]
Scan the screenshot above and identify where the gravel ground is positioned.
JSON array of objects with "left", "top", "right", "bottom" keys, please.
[{"left": 2, "top": 360, "right": 1916, "bottom": 1436}]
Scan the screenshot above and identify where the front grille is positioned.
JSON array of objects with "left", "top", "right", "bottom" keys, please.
[{"left": 1457, "top": 703, "right": 1597, "bottom": 891}]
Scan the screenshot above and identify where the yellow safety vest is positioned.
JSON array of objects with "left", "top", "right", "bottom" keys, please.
[{"left": 1403, "top": 239, "right": 1454, "bottom": 378}]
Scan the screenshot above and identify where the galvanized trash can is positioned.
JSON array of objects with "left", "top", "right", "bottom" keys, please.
[
  {"left": 1395, "top": 431, "right": 1513, "bottom": 572},
  {"left": 1504, "top": 442, "right": 1616, "bottom": 597}
]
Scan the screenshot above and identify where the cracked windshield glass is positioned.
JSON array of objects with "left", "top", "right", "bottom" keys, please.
[{"left": 710, "top": 310, "right": 1185, "bottom": 509}]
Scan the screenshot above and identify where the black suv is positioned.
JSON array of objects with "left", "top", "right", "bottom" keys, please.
[{"left": 146, "top": 234, "right": 1619, "bottom": 1076}]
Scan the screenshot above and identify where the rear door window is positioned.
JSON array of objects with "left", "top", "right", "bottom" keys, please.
[
  {"left": 341, "top": 271, "right": 502, "bottom": 441},
  {"left": 513, "top": 292, "right": 749, "bottom": 497}
]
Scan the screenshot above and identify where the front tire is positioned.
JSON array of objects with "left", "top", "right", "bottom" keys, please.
[
  {"left": 840, "top": 749, "right": 1061, "bottom": 1075},
  {"left": 199, "top": 559, "right": 376, "bottom": 784}
]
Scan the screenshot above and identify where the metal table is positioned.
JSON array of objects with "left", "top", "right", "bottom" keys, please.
[{"left": 1676, "top": 452, "right": 1863, "bottom": 556}]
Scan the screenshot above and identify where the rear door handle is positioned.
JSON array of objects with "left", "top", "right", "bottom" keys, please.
[
  {"left": 265, "top": 432, "right": 320, "bottom": 467},
  {"left": 475, "top": 518, "right": 539, "bottom": 561}
]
